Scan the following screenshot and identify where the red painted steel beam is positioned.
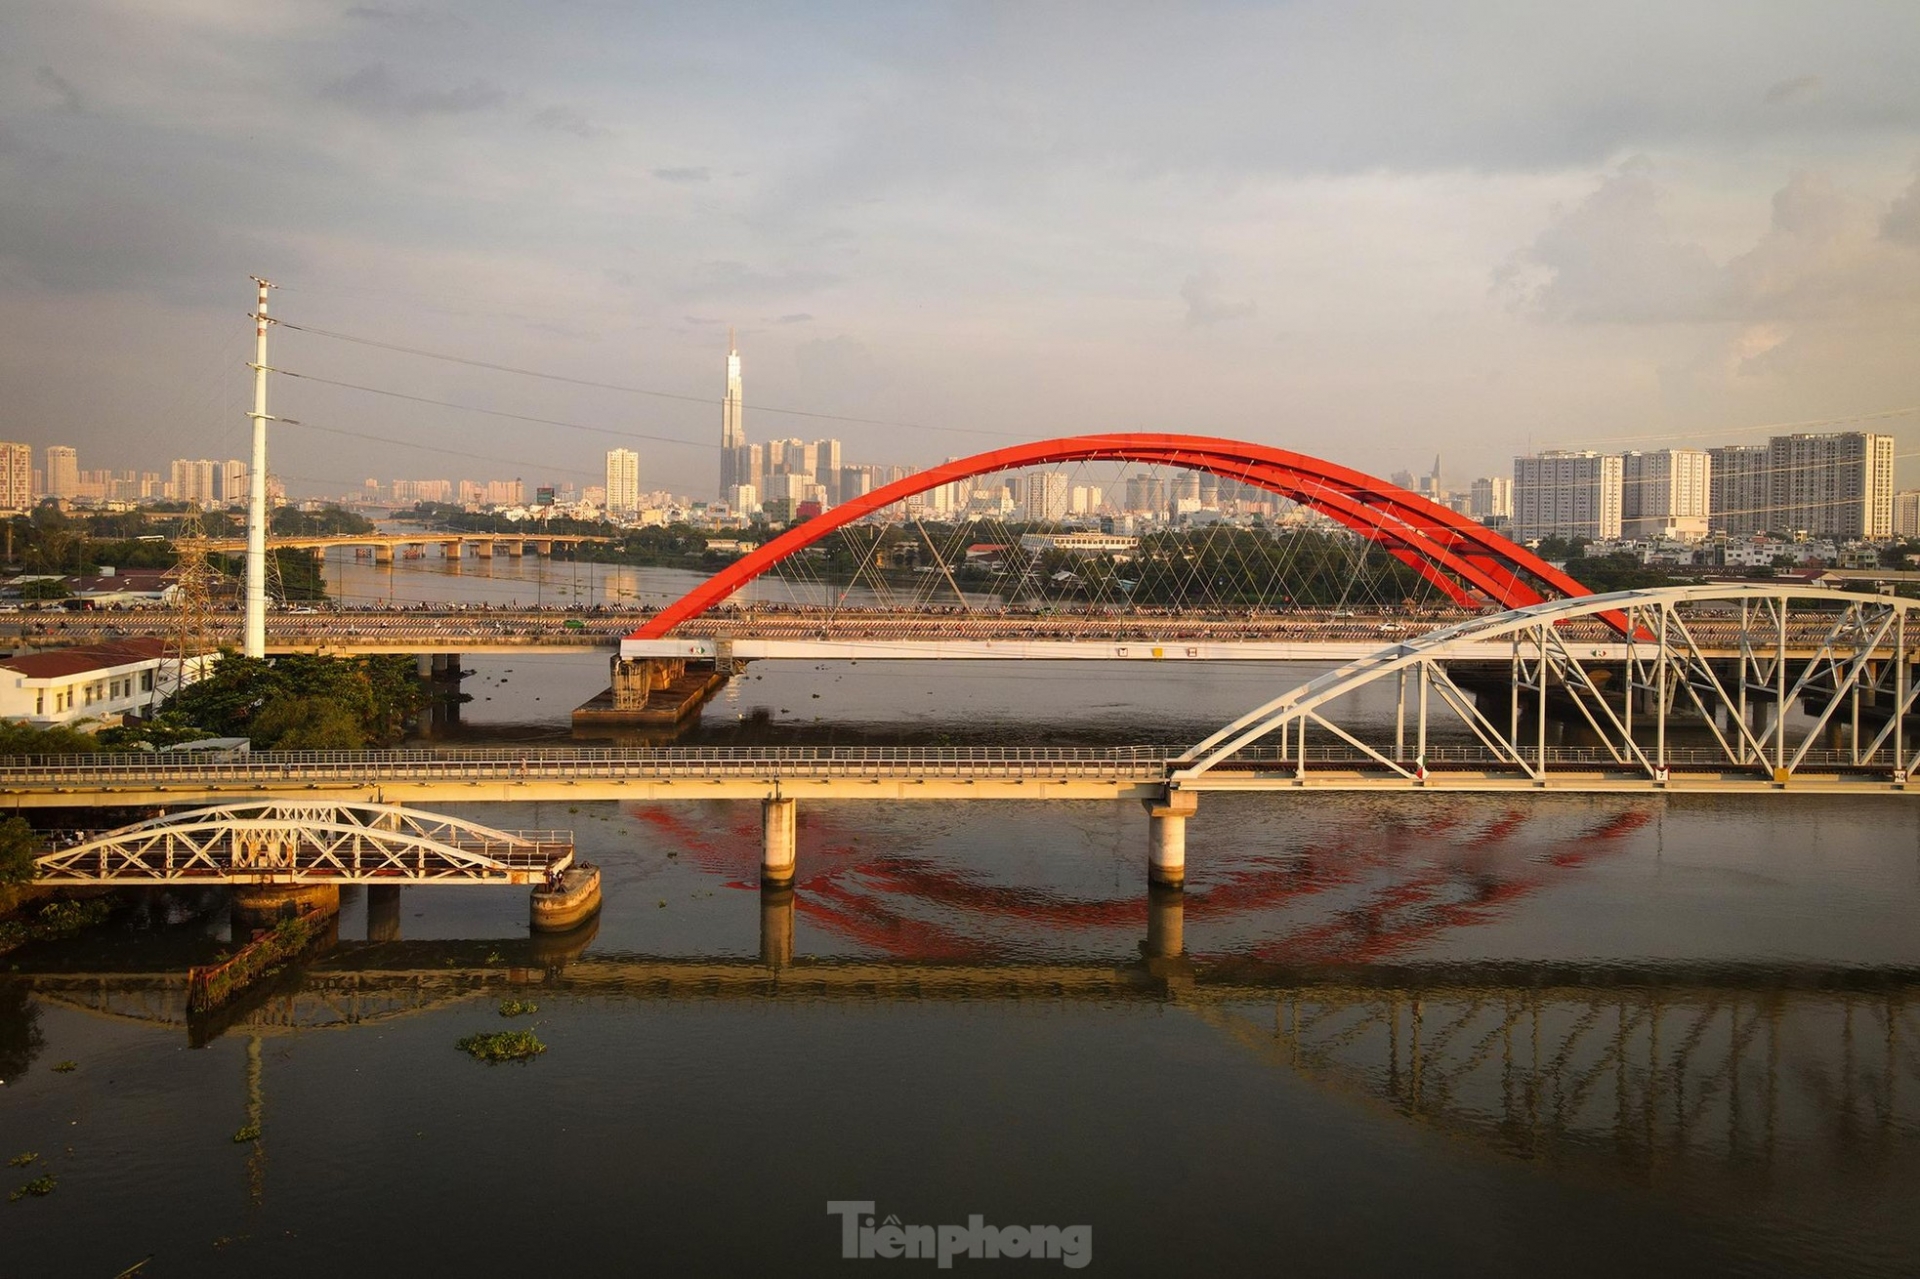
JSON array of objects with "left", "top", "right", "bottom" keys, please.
[{"left": 632, "top": 434, "right": 1588, "bottom": 639}]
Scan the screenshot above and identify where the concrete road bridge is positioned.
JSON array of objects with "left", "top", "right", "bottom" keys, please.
[
  {"left": 200, "top": 531, "right": 614, "bottom": 565},
  {"left": 11, "top": 583, "right": 1920, "bottom": 893}
]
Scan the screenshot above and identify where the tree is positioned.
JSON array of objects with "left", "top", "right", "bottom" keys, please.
[
  {"left": 0, "top": 816, "right": 41, "bottom": 886},
  {"left": 0, "top": 721, "right": 101, "bottom": 756},
  {"left": 159, "top": 651, "right": 431, "bottom": 748}
]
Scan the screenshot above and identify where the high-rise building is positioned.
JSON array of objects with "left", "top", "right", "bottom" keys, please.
[
  {"left": 1018, "top": 471, "right": 1071, "bottom": 523},
  {"left": 1765, "top": 432, "right": 1894, "bottom": 540},
  {"left": 45, "top": 446, "right": 78, "bottom": 501},
  {"left": 220, "top": 460, "right": 248, "bottom": 505},
  {"left": 0, "top": 442, "right": 32, "bottom": 511},
  {"left": 1468, "top": 476, "right": 1513, "bottom": 520},
  {"left": 1512, "top": 451, "right": 1622, "bottom": 542},
  {"left": 606, "top": 448, "right": 640, "bottom": 515},
  {"left": 718, "top": 330, "right": 744, "bottom": 499},
  {"left": 169, "top": 458, "right": 217, "bottom": 507},
  {"left": 1708, "top": 444, "right": 1772, "bottom": 536},
  {"left": 1621, "top": 449, "right": 1710, "bottom": 540},
  {"left": 1894, "top": 491, "right": 1920, "bottom": 540}
]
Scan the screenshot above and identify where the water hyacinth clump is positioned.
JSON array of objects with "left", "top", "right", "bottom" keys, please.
[
  {"left": 497, "top": 999, "right": 539, "bottom": 1018},
  {"left": 455, "top": 1030, "right": 546, "bottom": 1063}
]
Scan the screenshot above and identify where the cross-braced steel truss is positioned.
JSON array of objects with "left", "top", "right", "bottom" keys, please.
[
  {"left": 32, "top": 801, "right": 573, "bottom": 885},
  {"left": 1177, "top": 585, "right": 1920, "bottom": 790}
]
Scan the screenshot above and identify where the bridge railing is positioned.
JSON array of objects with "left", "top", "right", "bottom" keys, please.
[{"left": 0, "top": 745, "right": 1182, "bottom": 785}]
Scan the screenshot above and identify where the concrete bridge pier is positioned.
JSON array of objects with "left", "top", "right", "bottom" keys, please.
[
  {"left": 760, "top": 884, "right": 795, "bottom": 968},
  {"left": 475, "top": 540, "right": 494, "bottom": 560},
  {"left": 367, "top": 884, "right": 402, "bottom": 942},
  {"left": 374, "top": 544, "right": 394, "bottom": 566},
  {"left": 1145, "top": 791, "right": 1197, "bottom": 888},
  {"left": 762, "top": 797, "right": 798, "bottom": 887}
]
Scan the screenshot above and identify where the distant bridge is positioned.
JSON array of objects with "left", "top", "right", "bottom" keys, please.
[{"left": 200, "top": 531, "right": 614, "bottom": 564}]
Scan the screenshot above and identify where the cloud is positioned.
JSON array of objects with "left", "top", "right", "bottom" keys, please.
[
  {"left": 34, "top": 67, "right": 84, "bottom": 114},
  {"left": 1504, "top": 163, "right": 1920, "bottom": 328},
  {"left": 1180, "top": 272, "right": 1255, "bottom": 326},
  {"left": 1497, "top": 162, "right": 1720, "bottom": 323},
  {"left": 652, "top": 166, "right": 711, "bottom": 183},
  {"left": 530, "top": 106, "right": 604, "bottom": 139},
  {"left": 1763, "top": 75, "right": 1823, "bottom": 107},
  {"left": 772, "top": 313, "right": 813, "bottom": 324},
  {"left": 682, "top": 259, "right": 838, "bottom": 300},
  {"left": 343, "top": 4, "right": 456, "bottom": 27},
  {"left": 1885, "top": 169, "right": 1920, "bottom": 245},
  {"left": 320, "top": 63, "right": 507, "bottom": 116}
]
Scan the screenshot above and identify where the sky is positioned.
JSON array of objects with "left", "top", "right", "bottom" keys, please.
[{"left": 4, "top": 0, "right": 1920, "bottom": 501}]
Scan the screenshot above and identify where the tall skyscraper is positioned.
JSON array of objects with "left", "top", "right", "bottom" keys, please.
[
  {"left": 169, "top": 458, "right": 217, "bottom": 507},
  {"left": 1512, "top": 451, "right": 1622, "bottom": 542},
  {"left": 220, "top": 459, "right": 248, "bottom": 506},
  {"left": 718, "top": 330, "right": 744, "bottom": 499},
  {"left": 1468, "top": 476, "right": 1513, "bottom": 520},
  {"left": 1620, "top": 449, "right": 1710, "bottom": 540},
  {"left": 1019, "top": 471, "right": 1071, "bottom": 523},
  {"left": 606, "top": 448, "right": 640, "bottom": 515},
  {"left": 1765, "top": 432, "right": 1894, "bottom": 539},
  {"left": 0, "top": 442, "right": 32, "bottom": 511},
  {"left": 1708, "top": 444, "right": 1772, "bottom": 536},
  {"left": 45, "top": 446, "right": 78, "bottom": 501}
]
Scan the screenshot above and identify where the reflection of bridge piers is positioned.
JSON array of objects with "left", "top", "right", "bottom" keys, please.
[
  {"left": 760, "top": 884, "right": 795, "bottom": 967},
  {"left": 367, "top": 884, "right": 402, "bottom": 942}
]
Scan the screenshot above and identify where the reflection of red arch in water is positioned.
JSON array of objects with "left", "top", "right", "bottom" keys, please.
[
  {"left": 630, "top": 433, "right": 1592, "bottom": 638},
  {"left": 627, "top": 802, "right": 1648, "bottom": 964}
]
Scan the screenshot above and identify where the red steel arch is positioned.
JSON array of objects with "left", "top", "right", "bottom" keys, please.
[{"left": 632, "top": 433, "right": 1588, "bottom": 639}]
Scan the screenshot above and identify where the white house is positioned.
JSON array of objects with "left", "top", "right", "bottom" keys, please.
[{"left": 0, "top": 639, "right": 210, "bottom": 728}]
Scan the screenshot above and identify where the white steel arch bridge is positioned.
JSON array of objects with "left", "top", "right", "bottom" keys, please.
[
  {"left": 31, "top": 801, "right": 573, "bottom": 886},
  {"left": 1175, "top": 584, "right": 1920, "bottom": 794}
]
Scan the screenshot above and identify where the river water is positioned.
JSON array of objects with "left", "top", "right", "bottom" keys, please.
[{"left": 4, "top": 554, "right": 1919, "bottom": 1277}]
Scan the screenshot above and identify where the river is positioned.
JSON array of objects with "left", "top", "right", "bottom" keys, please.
[{"left": 3, "top": 552, "right": 1917, "bottom": 1276}]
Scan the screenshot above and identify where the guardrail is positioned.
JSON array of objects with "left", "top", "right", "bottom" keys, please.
[{"left": 0, "top": 745, "right": 1184, "bottom": 787}]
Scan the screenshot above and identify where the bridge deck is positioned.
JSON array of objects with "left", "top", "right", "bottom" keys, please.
[{"left": 0, "top": 743, "right": 1914, "bottom": 807}]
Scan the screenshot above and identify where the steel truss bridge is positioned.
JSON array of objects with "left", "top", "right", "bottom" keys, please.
[
  {"left": 18, "top": 954, "right": 1920, "bottom": 1190},
  {"left": 1172, "top": 584, "right": 1920, "bottom": 794},
  {"left": 30, "top": 801, "right": 573, "bottom": 886}
]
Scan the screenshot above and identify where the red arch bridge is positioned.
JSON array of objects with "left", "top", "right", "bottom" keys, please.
[
  {"left": 619, "top": 432, "right": 1595, "bottom": 666},
  {"left": 14, "top": 584, "right": 1920, "bottom": 891}
]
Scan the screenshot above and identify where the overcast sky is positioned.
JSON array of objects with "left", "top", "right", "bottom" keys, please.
[{"left": 5, "top": 1, "right": 1920, "bottom": 499}]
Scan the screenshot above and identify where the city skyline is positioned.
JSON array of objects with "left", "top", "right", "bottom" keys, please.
[{"left": 3, "top": 5, "right": 1919, "bottom": 499}]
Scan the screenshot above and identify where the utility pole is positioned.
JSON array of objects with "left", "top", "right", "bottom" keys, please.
[{"left": 246, "top": 277, "right": 276, "bottom": 658}]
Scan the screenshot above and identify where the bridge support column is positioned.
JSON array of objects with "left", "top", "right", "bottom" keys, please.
[
  {"left": 476, "top": 540, "right": 494, "bottom": 560},
  {"left": 1144, "top": 791, "right": 1197, "bottom": 888},
  {"left": 367, "top": 884, "right": 401, "bottom": 942},
  {"left": 762, "top": 797, "right": 797, "bottom": 887},
  {"left": 760, "top": 883, "right": 795, "bottom": 967},
  {"left": 231, "top": 883, "right": 340, "bottom": 932},
  {"left": 374, "top": 545, "right": 394, "bottom": 566}
]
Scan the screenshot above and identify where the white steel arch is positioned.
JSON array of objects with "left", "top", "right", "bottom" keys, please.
[
  {"left": 33, "top": 801, "right": 573, "bottom": 885},
  {"left": 1176, "top": 584, "right": 1920, "bottom": 790}
]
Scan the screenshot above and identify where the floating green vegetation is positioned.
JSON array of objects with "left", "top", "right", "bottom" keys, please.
[
  {"left": 497, "top": 999, "right": 539, "bottom": 1018},
  {"left": 484, "top": 951, "right": 503, "bottom": 965},
  {"left": 7, "top": 1153, "right": 37, "bottom": 1168},
  {"left": 10, "top": 1174, "right": 56, "bottom": 1201},
  {"left": 456, "top": 1029, "right": 546, "bottom": 1063},
  {"left": 51, "top": 1061, "right": 76, "bottom": 1073},
  {"left": 231, "top": 1123, "right": 261, "bottom": 1144}
]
